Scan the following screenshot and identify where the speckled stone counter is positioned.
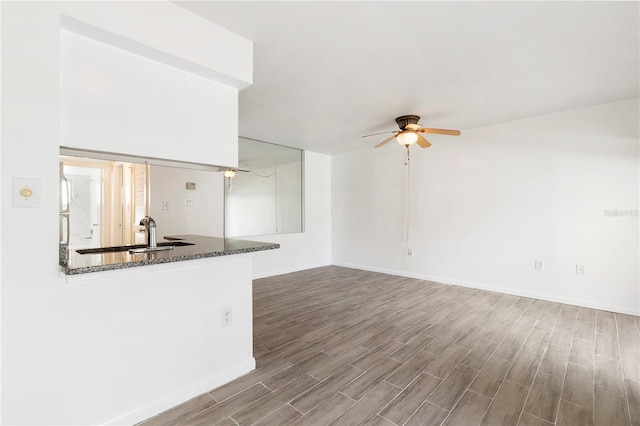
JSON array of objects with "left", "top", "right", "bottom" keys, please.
[{"left": 61, "top": 234, "right": 279, "bottom": 275}]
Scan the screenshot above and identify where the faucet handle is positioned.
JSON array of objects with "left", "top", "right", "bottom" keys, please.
[{"left": 139, "top": 216, "right": 156, "bottom": 227}]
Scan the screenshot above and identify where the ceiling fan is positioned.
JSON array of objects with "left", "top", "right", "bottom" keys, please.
[{"left": 362, "top": 115, "right": 461, "bottom": 149}]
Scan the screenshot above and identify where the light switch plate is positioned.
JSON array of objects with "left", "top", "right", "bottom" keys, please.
[{"left": 12, "top": 178, "right": 41, "bottom": 208}]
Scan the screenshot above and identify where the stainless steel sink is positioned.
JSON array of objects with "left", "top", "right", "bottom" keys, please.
[
  {"left": 76, "top": 241, "right": 194, "bottom": 255},
  {"left": 128, "top": 246, "right": 174, "bottom": 254}
]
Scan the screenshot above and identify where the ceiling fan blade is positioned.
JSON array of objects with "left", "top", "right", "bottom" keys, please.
[
  {"left": 374, "top": 135, "right": 397, "bottom": 148},
  {"left": 416, "top": 134, "right": 432, "bottom": 148},
  {"left": 419, "top": 128, "right": 461, "bottom": 136},
  {"left": 405, "top": 123, "right": 421, "bottom": 131},
  {"left": 361, "top": 130, "right": 396, "bottom": 138}
]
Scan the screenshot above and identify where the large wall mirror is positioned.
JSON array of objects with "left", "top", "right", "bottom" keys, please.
[
  {"left": 225, "top": 138, "right": 304, "bottom": 237},
  {"left": 59, "top": 139, "right": 303, "bottom": 249},
  {"left": 60, "top": 151, "right": 225, "bottom": 249}
]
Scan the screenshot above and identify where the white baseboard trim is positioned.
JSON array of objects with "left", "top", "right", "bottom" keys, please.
[
  {"left": 333, "top": 261, "right": 640, "bottom": 316},
  {"left": 252, "top": 262, "right": 332, "bottom": 280},
  {"left": 101, "top": 357, "right": 256, "bottom": 426}
]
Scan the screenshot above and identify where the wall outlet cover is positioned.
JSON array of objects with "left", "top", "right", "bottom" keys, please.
[{"left": 221, "top": 307, "right": 232, "bottom": 327}]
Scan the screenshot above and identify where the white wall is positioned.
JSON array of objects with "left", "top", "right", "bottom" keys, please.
[
  {"left": 226, "top": 161, "right": 303, "bottom": 237},
  {"left": 150, "top": 166, "right": 224, "bottom": 238},
  {"left": 333, "top": 99, "right": 640, "bottom": 315},
  {"left": 251, "top": 152, "right": 332, "bottom": 278},
  {"left": 277, "top": 161, "right": 304, "bottom": 234},
  {"left": 61, "top": 29, "right": 239, "bottom": 168},
  {"left": 5, "top": 258, "right": 254, "bottom": 425},
  {"left": 226, "top": 168, "right": 279, "bottom": 236},
  {"left": 1, "top": 2, "right": 253, "bottom": 424}
]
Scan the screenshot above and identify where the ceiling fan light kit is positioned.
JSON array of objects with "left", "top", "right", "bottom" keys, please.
[
  {"left": 396, "top": 130, "right": 418, "bottom": 146},
  {"left": 361, "top": 115, "right": 461, "bottom": 150}
]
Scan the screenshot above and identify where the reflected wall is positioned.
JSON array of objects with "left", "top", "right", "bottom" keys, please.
[{"left": 225, "top": 138, "right": 304, "bottom": 237}]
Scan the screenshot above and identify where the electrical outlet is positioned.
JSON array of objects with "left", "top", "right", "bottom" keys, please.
[
  {"left": 187, "top": 198, "right": 193, "bottom": 207},
  {"left": 407, "top": 248, "right": 414, "bottom": 256},
  {"left": 221, "top": 307, "right": 232, "bottom": 327},
  {"left": 534, "top": 259, "right": 544, "bottom": 271},
  {"left": 576, "top": 264, "right": 585, "bottom": 276}
]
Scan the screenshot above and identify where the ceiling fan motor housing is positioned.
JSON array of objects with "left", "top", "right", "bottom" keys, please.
[{"left": 395, "top": 115, "right": 421, "bottom": 130}]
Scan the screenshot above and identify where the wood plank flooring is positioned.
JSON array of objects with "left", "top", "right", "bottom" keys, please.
[{"left": 139, "top": 266, "right": 640, "bottom": 425}]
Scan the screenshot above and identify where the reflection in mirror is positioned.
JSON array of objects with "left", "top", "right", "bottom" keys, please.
[
  {"left": 148, "top": 165, "right": 224, "bottom": 239},
  {"left": 225, "top": 138, "right": 304, "bottom": 237},
  {"left": 60, "top": 156, "right": 149, "bottom": 249},
  {"left": 60, "top": 153, "right": 225, "bottom": 250}
]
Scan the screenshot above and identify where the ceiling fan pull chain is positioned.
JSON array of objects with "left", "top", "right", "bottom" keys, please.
[{"left": 405, "top": 145, "right": 411, "bottom": 249}]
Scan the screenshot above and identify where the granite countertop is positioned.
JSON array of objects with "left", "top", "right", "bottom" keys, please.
[{"left": 61, "top": 234, "right": 279, "bottom": 275}]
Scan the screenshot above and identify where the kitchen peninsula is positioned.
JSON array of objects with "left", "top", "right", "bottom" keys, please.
[
  {"left": 2, "top": 2, "right": 267, "bottom": 424},
  {"left": 62, "top": 235, "right": 280, "bottom": 275}
]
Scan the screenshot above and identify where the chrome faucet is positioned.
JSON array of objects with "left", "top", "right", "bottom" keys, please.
[{"left": 140, "top": 216, "right": 157, "bottom": 248}]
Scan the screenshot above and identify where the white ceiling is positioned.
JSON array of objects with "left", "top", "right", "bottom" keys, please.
[{"left": 176, "top": 1, "right": 639, "bottom": 155}]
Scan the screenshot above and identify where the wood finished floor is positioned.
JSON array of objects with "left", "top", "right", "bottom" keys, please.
[{"left": 140, "top": 266, "right": 640, "bottom": 426}]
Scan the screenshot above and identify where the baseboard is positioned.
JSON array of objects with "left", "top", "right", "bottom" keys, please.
[
  {"left": 332, "top": 261, "right": 640, "bottom": 316},
  {"left": 252, "top": 262, "right": 332, "bottom": 280},
  {"left": 101, "top": 357, "right": 256, "bottom": 426}
]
